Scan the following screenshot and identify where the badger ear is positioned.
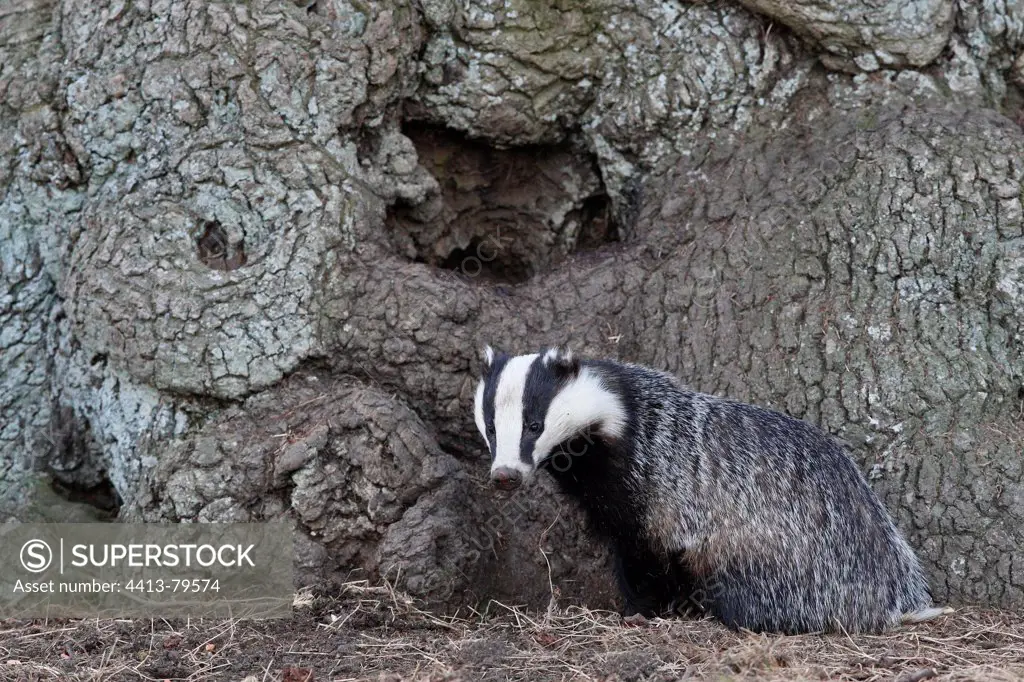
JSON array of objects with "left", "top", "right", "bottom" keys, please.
[
  {"left": 543, "top": 346, "right": 579, "bottom": 377},
  {"left": 482, "top": 345, "right": 496, "bottom": 367}
]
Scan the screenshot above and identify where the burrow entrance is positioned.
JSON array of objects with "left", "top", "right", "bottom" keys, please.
[
  {"left": 49, "top": 477, "right": 122, "bottom": 520},
  {"left": 46, "top": 405, "right": 122, "bottom": 521}
]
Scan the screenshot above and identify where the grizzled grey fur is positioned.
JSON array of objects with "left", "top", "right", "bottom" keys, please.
[{"left": 474, "top": 346, "right": 948, "bottom": 634}]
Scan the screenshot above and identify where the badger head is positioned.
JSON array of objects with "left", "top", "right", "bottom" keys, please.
[{"left": 473, "top": 345, "right": 627, "bottom": 491}]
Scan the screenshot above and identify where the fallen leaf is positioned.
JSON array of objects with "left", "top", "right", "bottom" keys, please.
[
  {"left": 896, "top": 669, "right": 937, "bottom": 682},
  {"left": 281, "top": 666, "right": 314, "bottom": 682},
  {"left": 622, "top": 613, "right": 649, "bottom": 627},
  {"left": 533, "top": 632, "right": 559, "bottom": 647}
]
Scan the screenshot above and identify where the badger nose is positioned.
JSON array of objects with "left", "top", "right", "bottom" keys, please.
[{"left": 490, "top": 467, "right": 523, "bottom": 491}]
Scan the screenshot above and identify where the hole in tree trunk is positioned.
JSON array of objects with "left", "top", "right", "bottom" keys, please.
[
  {"left": 386, "top": 121, "right": 618, "bottom": 285},
  {"left": 196, "top": 220, "right": 247, "bottom": 271},
  {"left": 438, "top": 236, "right": 524, "bottom": 283},
  {"left": 49, "top": 477, "right": 122, "bottom": 521},
  {"left": 45, "top": 405, "right": 122, "bottom": 521}
]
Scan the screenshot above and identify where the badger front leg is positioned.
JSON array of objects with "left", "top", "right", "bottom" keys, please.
[
  {"left": 613, "top": 549, "right": 661, "bottom": 617},
  {"left": 613, "top": 545, "right": 702, "bottom": 619}
]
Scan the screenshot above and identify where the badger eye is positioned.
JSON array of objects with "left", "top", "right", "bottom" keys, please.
[{"left": 528, "top": 422, "right": 541, "bottom": 433}]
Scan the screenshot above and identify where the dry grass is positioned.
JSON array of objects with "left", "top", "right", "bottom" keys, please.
[{"left": 1, "top": 580, "right": 1022, "bottom": 681}]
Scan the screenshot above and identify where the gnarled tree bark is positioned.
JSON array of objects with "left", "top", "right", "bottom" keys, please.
[{"left": 1, "top": 0, "right": 1021, "bottom": 612}]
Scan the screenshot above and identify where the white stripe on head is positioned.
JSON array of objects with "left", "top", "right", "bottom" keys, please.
[
  {"left": 532, "top": 367, "right": 626, "bottom": 464},
  {"left": 543, "top": 346, "right": 572, "bottom": 366},
  {"left": 490, "top": 353, "right": 538, "bottom": 478},
  {"left": 474, "top": 379, "right": 488, "bottom": 449}
]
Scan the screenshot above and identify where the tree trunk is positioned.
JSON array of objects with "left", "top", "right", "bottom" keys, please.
[{"left": 2, "top": 0, "right": 1022, "bottom": 611}]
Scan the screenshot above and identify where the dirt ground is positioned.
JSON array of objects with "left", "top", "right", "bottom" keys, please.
[{"left": 1, "top": 581, "right": 1022, "bottom": 682}]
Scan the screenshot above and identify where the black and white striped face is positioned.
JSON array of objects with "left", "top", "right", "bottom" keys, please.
[{"left": 473, "top": 345, "right": 627, "bottom": 490}]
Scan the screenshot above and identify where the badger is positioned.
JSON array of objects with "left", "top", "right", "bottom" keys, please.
[{"left": 472, "top": 345, "right": 950, "bottom": 634}]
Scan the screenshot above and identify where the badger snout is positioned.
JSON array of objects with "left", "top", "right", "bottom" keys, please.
[{"left": 490, "top": 467, "right": 523, "bottom": 491}]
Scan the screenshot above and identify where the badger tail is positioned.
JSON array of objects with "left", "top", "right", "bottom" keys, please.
[{"left": 900, "top": 606, "right": 954, "bottom": 625}]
